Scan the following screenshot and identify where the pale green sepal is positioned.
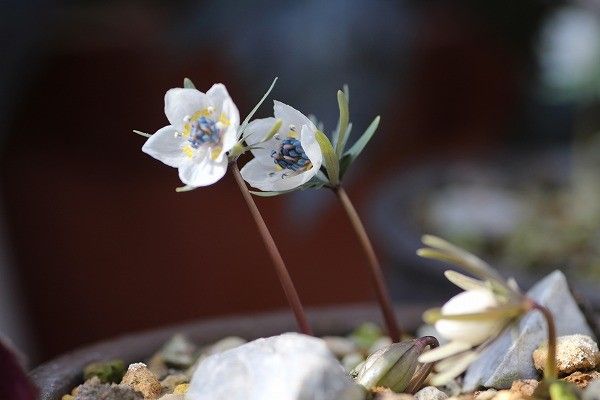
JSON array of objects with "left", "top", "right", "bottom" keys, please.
[
  {"left": 429, "top": 352, "right": 479, "bottom": 386},
  {"left": 422, "top": 304, "right": 524, "bottom": 324},
  {"left": 227, "top": 142, "right": 246, "bottom": 161},
  {"left": 335, "top": 89, "right": 350, "bottom": 157},
  {"left": 133, "top": 130, "right": 152, "bottom": 138},
  {"left": 183, "top": 78, "right": 196, "bottom": 89},
  {"left": 444, "top": 270, "right": 486, "bottom": 291},
  {"left": 238, "top": 77, "right": 278, "bottom": 136},
  {"left": 418, "top": 341, "right": 472, "bottom": 363},
  {"left": 315, "top": 130, "right": 340, "bottom": 186},
  {"left": 175, "top": 185, "right": 196, "bottom": 193},
  {"left": 339, "top": 122, "right": 352, "bottom": 155}
]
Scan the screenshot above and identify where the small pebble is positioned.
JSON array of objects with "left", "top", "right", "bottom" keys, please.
[
  {"left": 83, "top": 359, "right": 125, "bottom": 383},
  {"left": 161, "top": 335, "right": 197, "bottom": 369},
  {"left": 74, "top": 377, "right": 143, "bottom": 400},
  {"left": 490, "top": 390, "right": 526, "bottom": 400},
  {"left": 203, "top": 336, "right": 246, "bottom": 356},
  {"left": 342, "top": 352, "right": 364, "bottom": 372},
  {"left": 121, "top": 363, "right": 162, "bottom": 399},
  {"left": 372, "top": 387, "right": 414, "bottom": 400},
  {"left": 160, "top": 373, "right": 188, "bottom": 393},
  {"left": 173, "top": 383, "right": 189, "bottom": 394},
  {"left": 414, "top": 386, "right": 448, "bottom": 400},
  {"left": 474, "top": 389, "right": 497, "bottom": 400},
  {"left": 157, "top": 395, "right": 184, "bottom": 400},
  {"left": 510, "top": 379, "right": 538, "bottom": 397},
  {"left": 323, "top": 336, "right": 357, "bottom": 357},
  {"left": 583, "top": 379, "right": 600, "bottom": 400},
  {"left": 369, "top": 337, "right": 393, "bottom": 354},
  {"left": 533, "top": 334, "right": 599, "bottom": 375},
  {"left": 563, "top": 371, "right": 600, "bottom": 389}
]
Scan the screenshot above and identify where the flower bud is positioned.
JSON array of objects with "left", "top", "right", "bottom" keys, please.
[
  {"left": 435, "top": 288, "right": 504, "bottom": 346},
  {"left": 354, "top": 336, "right": 438, "bottom": 393}
]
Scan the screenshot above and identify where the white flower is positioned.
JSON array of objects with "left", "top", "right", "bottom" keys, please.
[
  {"left": 435, "top": 288, "right": 505, "bottom": 346},
  {"left": 142, "top": 84, "right": 240, "bottom": 187},
  {"left": 240, "top": 101, "right": 323, "bottom": 192}
]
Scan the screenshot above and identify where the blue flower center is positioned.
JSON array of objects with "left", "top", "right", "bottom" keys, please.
[
  {"left": 271, "top": 138, "right": 311, "bottom": 172},
  {"left": 188, "top": 116, "right": 221, "bottom": 149}
]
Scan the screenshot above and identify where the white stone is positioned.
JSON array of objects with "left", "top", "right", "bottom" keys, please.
[
  {"left": 186, "top": 332, "right": 364, "bottom": 400},
  {"left": 414, "top": 386, "right": 448, "bottom": 400}
]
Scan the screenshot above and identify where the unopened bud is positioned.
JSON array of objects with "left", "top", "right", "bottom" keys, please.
[{"left": 354, "top": 336, "right": 438, "bottom": 393}]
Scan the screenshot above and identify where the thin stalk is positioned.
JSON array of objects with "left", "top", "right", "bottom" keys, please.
[
  {"left": 333, "top": 186, "right": 401, "bottom": 341},
  {"left": 230, "top": 162, "right": 312, "bottom": 335},
  {"left": 530, "top": 301, "right": 557, "bottom": 380}
]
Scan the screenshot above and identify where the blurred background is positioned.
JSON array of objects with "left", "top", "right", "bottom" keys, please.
[{"left": 1, "top": 0, "right": 600, "bottom": 365}]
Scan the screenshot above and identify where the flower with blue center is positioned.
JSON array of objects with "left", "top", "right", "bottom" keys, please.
[
  {"left": 240, "top": 101, "right": 323, "bottom": 192},
  {"left": 142, "top": 83, "right": 240, "bottom": 187}
]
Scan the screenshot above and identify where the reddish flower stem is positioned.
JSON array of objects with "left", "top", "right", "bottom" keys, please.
[
  {"left": 230, "top": 162, "right": 312, "bottom": 335},
  {"left": 333, "top": 186, "right": 401, "bottom": 342},
  {"left": 529, "top": 301, "right": 557, "bottom": 380}
]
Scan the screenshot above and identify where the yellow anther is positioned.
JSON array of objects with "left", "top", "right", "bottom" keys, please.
[
  {"left": 275, "top": 164, "right": 283, "bottom": 171},
  {"left": 182, "top": 145, "right": 195, "bottom": 158},
  {"left": 210, "top": 146, "right": 222, "bottom": 160},
  {"left": 219, "top": 113, "right": 230, "bottom": 126},
  {"left": 287, "top": 130, "right": 298, "bottom": 138}
]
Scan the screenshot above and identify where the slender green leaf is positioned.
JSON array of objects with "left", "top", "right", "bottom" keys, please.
[
  {"left": 315, "top": 130, "right": 339, "bottom": 186},
  {"left": 183, "top": 78, "right": 196, "bottom": 89},
  {"left": 238, "top": 77, "right": 278, "bottom": 136},
  {"left": 344, "top": 115, "right": 379, "bottom": 159},
  {"left": 334, "top": 90, "right": 350, "bottom": 157}
]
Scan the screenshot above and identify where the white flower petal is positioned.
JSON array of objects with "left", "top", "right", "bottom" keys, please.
[
  {"left": 435, "top": 289, "right": 503, "bottom": 346},
  {"left": 164, "top": 88, "right": 210, "bottom": 131},
  {"left": 243, "top": 118, "right": 280, "bottom": 166},
  {"left": 178, "top": 156, "right": 228, "bottom": 187},
  {"left": 206, "top": 83, "right": 230, "bottom": 113},
  {"left": 273, "top": 101, "right": 316, "bottom": 132},
  {"left": 300, "top": 125, "right": 323, "bottom": 170},
  {"left": 142, "top": 125, "right": 186, "bottom": 168},
  {"left": 240, "top": 159, "right": 315, "bottom": 193},
  {"left": 220, "top": 97, "right": 241, "bottom": 153}
]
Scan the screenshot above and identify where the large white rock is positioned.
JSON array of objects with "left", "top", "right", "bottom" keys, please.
[
  {"left": 186, "top": 332, "right": 364, "bottom": 400},
  {"left": 462, "top": 270, "right": 594, "bottom": 391}
]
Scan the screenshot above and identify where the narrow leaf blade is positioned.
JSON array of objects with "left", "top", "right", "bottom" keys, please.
[
  {"left": 238, "top": 77, "right": 278, "bottom": 136},
  {"left": 344, "top": 115, "right": 380, "bottom": 166}
]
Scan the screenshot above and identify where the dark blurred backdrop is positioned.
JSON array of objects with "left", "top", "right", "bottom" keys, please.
[{"left": 2, "top": 0, "right": 599, "bottom": 364}]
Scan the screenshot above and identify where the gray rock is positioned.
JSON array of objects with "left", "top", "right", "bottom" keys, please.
[
  {"left": 463, "top": 270, "right": 594, "bottom": 391},
  {"left": 583, "top": 379, "right": 600, "bottom": 400},
  {"left": 186, "top": 332, "right": 364, "bottom": 400},
  {"left": 414, "top": 386, "right": 448, "bottom": 400}
]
